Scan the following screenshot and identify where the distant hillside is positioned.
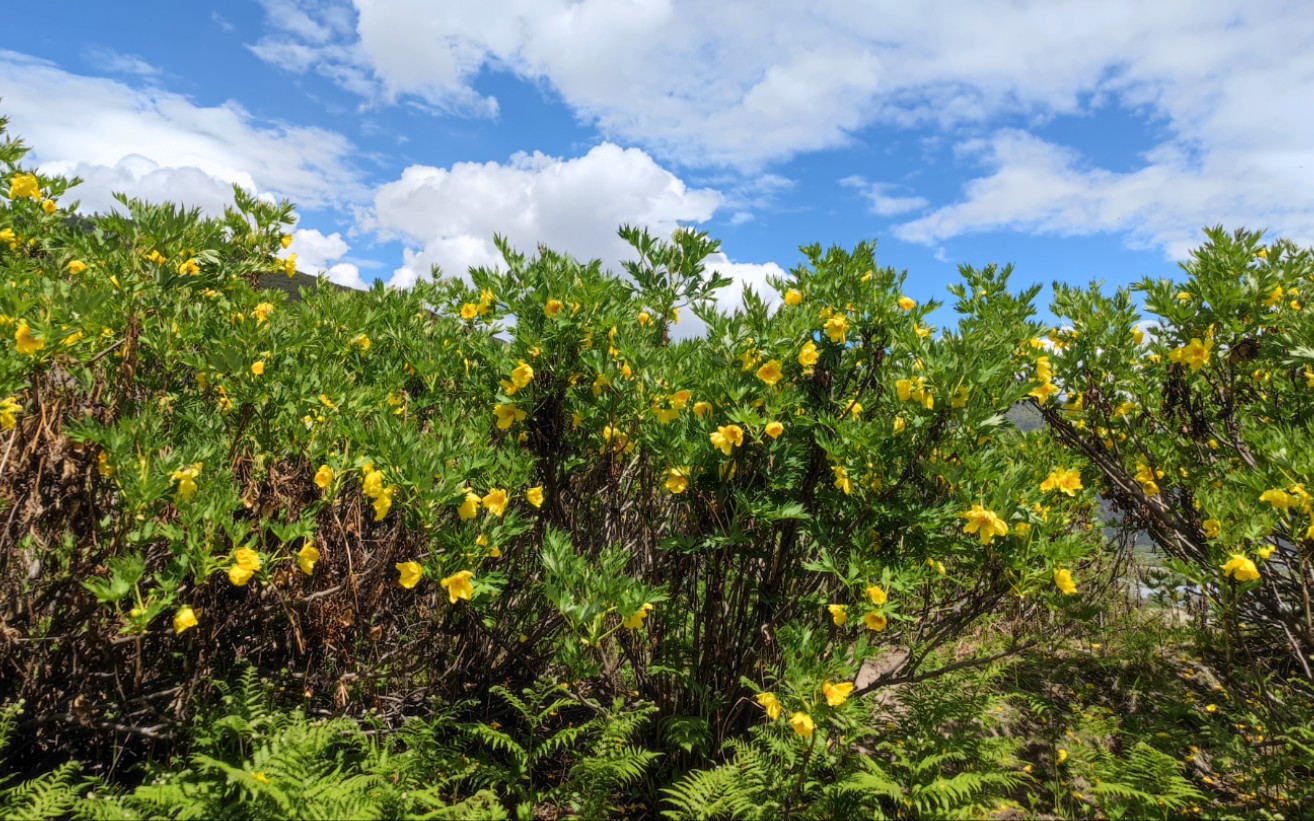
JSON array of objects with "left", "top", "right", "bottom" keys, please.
[
  {"left": 1004, "top": 400, "right": 1045, "bottom": 433},
  {"left": 257, "top": 270, "right": 350, "bottom": 299}
]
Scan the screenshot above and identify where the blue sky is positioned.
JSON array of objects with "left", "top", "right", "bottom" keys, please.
[{"left": 4, "top": 1, "right": 1313, "bottom": 331}]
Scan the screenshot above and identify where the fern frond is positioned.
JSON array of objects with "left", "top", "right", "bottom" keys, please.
[{"left": 0, "top": 761, "right": 85, "bottom": 821}]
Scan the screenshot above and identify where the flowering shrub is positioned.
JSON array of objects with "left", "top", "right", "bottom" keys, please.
[
  {"left": 1035, "top": 227, "right": 1314, "bottom": 683},
  {"left": 0, "top": 114, "right": 1115, "bottom": 766}
]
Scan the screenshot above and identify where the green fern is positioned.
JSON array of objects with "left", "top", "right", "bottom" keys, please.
[
  {"left": 1087, "top": 742, "right": 1204, "bottom": 820},
  {"left": 43, "top": 669, "right": 506, "bottom": 820},
  {"left": 1, "top": 761, "right": 88, "bottom": 821},
  {"left": 459, "top": 681, "right": 658, "bottom": 817}
]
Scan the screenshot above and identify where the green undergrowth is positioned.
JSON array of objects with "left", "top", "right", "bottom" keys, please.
[{"left": 6, "top": 585, "right": 1313, "bottom": 820}]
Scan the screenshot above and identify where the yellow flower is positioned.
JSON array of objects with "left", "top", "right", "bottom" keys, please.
[
  {"left": 459, "top": 489, "right": 481, "bottom": 519},
  {"left": 797, "top": 340, "right": 819, "bottom": 368},
  {"left": 397, "top": 561, "right": 423, "bottom": 589},
  {"left": 280, "top": 234, "right": 293, "bottom": 249},
  {"left": 896, "top": 376, "right": 927, "bottom": 404},
  {"left": 864, "top": 611, "right": 888, "bottom": 632},
  {"left": 1202, "top": 518, "right": 1220, "bottom": 539},
  {"left": 756, "top": 691, "right": 783, "bottom": 720},
  {"left": 666, "top": 468, "right": 689, "bottom": 494},
  {"left": 179, "top": 258, "right": 201, "bottom": 276},
  {"left": 915, "top": 324, "right": 932, "bottom": 339},
  {"left": 1029, "top": 381, "right": 1059, "bottom": 404},
  {"left": 764, "top": 421, "right": 784, "bottom": 439},
  {"left": 1257, "top": 247, "right": 1268, "bottom": 259},
  {"left": 789, "top": 712, "right": 815, "bottom": 737},
  {"left": 372, "top": 487, "right": 395, "bottom": 521},
  {"left": 1222, "top": 553, "right": 1260, "bottom": 582},
  {"left": 1036, "top": 356, "right": 1053, "bottom": 382},
  {"left": 1176, "top": 291, "right": 1192, "bottom": 301},
  {"left": 0, "top": 227, "right": 17, "bottom": 249},
  {"left": 622, "top": 602, "right": 654, "bottom": 630},
  {"left": 832, "top": 465, "right": 853, "bottom": 495},
  {"left": 823, "top": 681, "right": 854, "bottom": 707},
  {"left": 824, "top": 314, "right": 848, "bottom": 344},
  {"left": 362, "top": 469, "right": 385, "bottom": 499},
  {"left": 671, "top": 390, "right": 692, "bottom": 410},
  {"left": 693, "top": 401, "right": 713, "bottom": 419},
  {"left": 527, "top": 486, "right": 544, "bottom": 508},
  {"left": 352, "top": 333, "right": 371, "bottom": 351},
  {"left": 439, "top": 569, "right": 474, "bottom": 602},
  {"left": 1257, "top": 544, "right": 1276, "bottom": 560},
  {"left": 784, "top": 288, "right": 803, "bottom": 307},
  {"left": 171, "top": 463, "right": 202, "bottom": 501},
  {"left": 1054, "top": 568, "right": 1078, "bottom": 595},
  {"left": 460, "top": 303, "right": 478, "bottom": 320},
  {"left": 228, "top": 565, "right": 255, "bottom": 586},
  {"left": 639, "top": 310, "right": 651, "bottom": 325},
  {"left": 511, "top": 361, "right": 534, "bottom": 389},
  {"left": 545, "top": 298, "right": 563, "bottom": 318},
  {"left": 41, "top": 198, "right": 57, "bottom": 214},
  {"left": 494, "top": 402, "right": 527, "bottom": 430},
  {"left": 478, "top": 289, "right": 495, "bottom": 314},
  {"left": 482, "top": 488, "right": 509, "bottom": 517},
  {"left": 1168, "top": 337, "right": 1212, "bottom": 372},
  {"left": 8, "top": 173, "right": 40, "bottom": 200},
  {"left": 173, "top": 606, "right": 198, "bottom": 635},
  {"left": 1040, "top": 467, "right": 1083, "bottom": 497},
  {"left": 253, "top": 302, "right": 274, "bottom": 323},
  {"left": 892, "top": 416, "right": 906, "bottom": 435},
  {"left": 756, "top": 359, "right": 784, "bottom": 386},
  {"left": 951, "top": 386, "right": 970, "bottom": 409},
  {"left": 1134, "top": 462, "right": 1161, "bottom": 496},
  {"left": 1259, "top": 488, "right": 1295, "bottom": 510},
  {"left": 710, "top": 424, "right": 745, "bottom": 456},
  {"left": 960, "top": 504, "right": 1009, "bottom": 545},
  {"left": 1057, "top": 748, "right": 1069, "bottom": 765},
  {"left": 282, "top": 254, "right": 297, "bottom": 277},
  {"left": 298, "top": 542, "right": 320, "bottom": 575},
  {"left": 0, "top": 396, "right": 21, "bottom": 430},
  {"left": 252, "top": 771, "right": 270, "bottom": 784},
  {"left": 66, "top": 259, "right": 87, "bottom": 275},
  {"left": 1132, "top": 326, "right": 1145, "bottom": 344},
  {"left": 653, "top": 405, "right": 680, "bottom": 425},
  {"left": 896, "top": 295, "right": 917, "bottom": 311},
  {"left": 15, "top": 321, "right": 45, "bottom": 355},
  {"left": 314, "top": 465, "right": 334, "bottom": 489},
  {"left": 251, "top": 360, "right": 265, "bottom": 376},
  {"left": 866, "top": 584, "right": 888, "bottom": 606},
  {"left": 233, "top": 547, "right": 262, "bottom": 572},
  {"left": 827, "top": 604, "right": 848, "bottom": 626}
]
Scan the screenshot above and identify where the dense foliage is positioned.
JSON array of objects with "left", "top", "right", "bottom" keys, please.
[{"left": 2, "top": 113, "right": 1313, "bottom": 818}]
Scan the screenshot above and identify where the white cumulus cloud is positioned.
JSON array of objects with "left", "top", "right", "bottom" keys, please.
[
  {"left": 0, "top": 50, "right": 365, "bottom": 216},
  {"left": 369, "top": 142, "right": 723, "bottom": 288},
  {"left": 286, "top": 228, "right": 369, "bottom": 290},
  {"left": 248, "top": 0, "right": 1314, "bottom": 256}
]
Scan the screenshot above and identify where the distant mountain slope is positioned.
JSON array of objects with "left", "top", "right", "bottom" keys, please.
[{"left": 257, "top": 270, "right": 350, "bottom": 299}]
